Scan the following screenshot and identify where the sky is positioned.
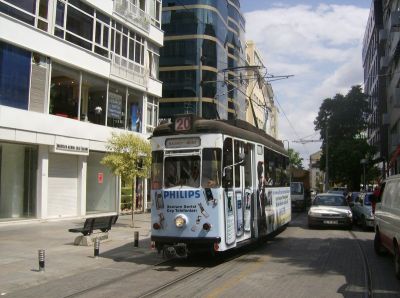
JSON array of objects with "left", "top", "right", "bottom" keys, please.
[{"left": 241, "top": 1, "right": 371, "bottom": 166}]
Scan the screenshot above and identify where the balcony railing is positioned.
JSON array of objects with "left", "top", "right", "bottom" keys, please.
[
  {"left": 114, "top": 0, "right": 151, "bottom": 32},
  {"left": 110, "top": 54, "right": 147, "bottom": 87}
]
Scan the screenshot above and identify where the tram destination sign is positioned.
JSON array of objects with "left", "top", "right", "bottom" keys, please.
[
  {"left": 174, "top": 115, "right": 193, "bottom": 132},
  {"left": 165, "top": 137, "right": 201, "bottom": 148}
]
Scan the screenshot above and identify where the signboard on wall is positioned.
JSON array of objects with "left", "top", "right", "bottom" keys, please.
[
  {"left": 51, "top": 136, "right": 89, "bottom": 156},
  {"left": 98, "top": 172, "right": 104, "bottom": 184},
  {"left": 108, "top": 92, "right": 122, "bottom": 119}
]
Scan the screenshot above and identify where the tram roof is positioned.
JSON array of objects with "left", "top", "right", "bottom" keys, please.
[{"left": 152, "top": 117, "right": 287, "bottom": 156}]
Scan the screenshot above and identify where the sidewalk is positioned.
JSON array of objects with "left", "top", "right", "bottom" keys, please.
[{"left": 0, "top": 213, "right": 159, "bottom": 295}]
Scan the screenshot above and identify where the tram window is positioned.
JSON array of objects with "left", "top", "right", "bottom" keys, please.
[
  {"left": 234, "top": 140, "right": 243, "bottom": 188},
  {"left": 202, "top": 148, "right": 221, "bottom": 188},
  {"left": 151, "top": 151, "right": 163, "bottom": 189},
  {"left": 264, "top": 148, "right": 274, "bottom": 186},
  {"left": 244, "top": 143, "right": 253, "bottom": 188},
  {"left": 222, "top": 138, "right": 233, "bottom": 188},
  {"left": 164, "top": 156, "right": 200, "bottom": 188}
]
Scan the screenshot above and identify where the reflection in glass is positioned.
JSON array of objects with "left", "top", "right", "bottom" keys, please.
[
  {"left": 50, "top": 63, "right": 80, "bottom": 119},
  {"left": 80, "top": 72, "right": 107, "bottom": 124},
  {"left": 107, "top": 83, "right": 126, "bottom": 129},
  {"left": 126, "top": 89, "right": 143, "bottom": 132}
]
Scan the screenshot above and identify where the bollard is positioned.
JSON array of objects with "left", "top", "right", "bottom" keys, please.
[
  {"left": 134, "top": 231, "right": 139, "bottom": 247},
  {"left": 94, "top": 238, "right": 100, "bottom": 258},
  {"left": 38, "top": 249, "right": 45, "bottom": 272}
]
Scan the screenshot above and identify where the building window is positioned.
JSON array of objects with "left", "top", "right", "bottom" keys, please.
[
  {"left": 127, "top": 89, "right": 143, "bottom": 132},
  {"left": 149, "top": 0, "right": 161, "bottom": 28},
  {"left": 148, "top": 43, "right": 159, "bottom": 79},
  {"left": 80, "top": 72, "right": 107, "bottom": 124},
  {"left": 146, "top": 96, "right": 158, "bottom": 133},
  {"left": 0, "top": 41, "right": 31, "bottom": 110},
  {"left": 107, "top": 83, "right": 126, "bottom": 129},
  {"left": 50, "top": 62, "right": 80, "bottom": 119}
]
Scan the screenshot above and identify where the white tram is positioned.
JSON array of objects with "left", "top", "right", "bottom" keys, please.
[{"left": 150, "top": 114, "right": 291, "bottom": 257}]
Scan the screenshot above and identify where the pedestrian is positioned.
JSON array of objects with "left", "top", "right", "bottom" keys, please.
[{"left": 372, "top": 185, "right": 381, "bottom": 214}]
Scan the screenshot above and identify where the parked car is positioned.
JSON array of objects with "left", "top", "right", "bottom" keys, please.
[
  {"left": 327, "top": 188, "right": 348, "bottom": 197},
  {"left": 374, "top": 174, "right": 400, "bottom": 279},
  {"left": 308, "top": 193, "right": 353, "bottom": 229},
  {"left": 351, "top": 192, "right": 374, "bottom": 230}
]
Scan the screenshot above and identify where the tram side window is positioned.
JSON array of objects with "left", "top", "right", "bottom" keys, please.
[
  {"left": 264, "top": 148, "right": 274, "bottom": 186},
  {"left": 151, "top": 151, "right": 163, "bottom": 189},
  {"left": 234, "top": 140, "right": 244, "bottom": 188},
  {"left": 222, "top": 137, "right": 233, "bottom": 188},
  {"left": 244, "top": 143, "right": 253, "bottom": 188},
  {"left": 202, "top": 148, "right": 221, "bottom": 188}
]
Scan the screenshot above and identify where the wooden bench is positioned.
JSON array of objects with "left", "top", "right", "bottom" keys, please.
[{"left": 68, "top": 215, "right": 118, "bottom": 236}]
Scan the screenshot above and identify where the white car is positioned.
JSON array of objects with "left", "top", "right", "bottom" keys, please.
[
  {"left": 308, "top": 193, "right": 353, "bottom": 229},
  {"left": 374, "top": 174, "right": 400, "bottom": 279}
]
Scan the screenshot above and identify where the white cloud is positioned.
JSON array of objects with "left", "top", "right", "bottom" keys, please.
[{"left": 244, "top": 3, "right": 369, "bottom": 164}]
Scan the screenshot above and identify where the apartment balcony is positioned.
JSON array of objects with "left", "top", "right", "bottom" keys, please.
[
  {"left": 389, "top": 11, "right": 400, "bottom": 32},
  {"left": 110, "top": 54, "right": 147, "bottom": 87},
  {"left": 114, "top": 0, "right": 151, "bottom": 33}
]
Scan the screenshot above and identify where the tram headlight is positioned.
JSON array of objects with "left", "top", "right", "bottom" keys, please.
[{"left": 175, "top": 214, "right": 187, "bottom": 228}]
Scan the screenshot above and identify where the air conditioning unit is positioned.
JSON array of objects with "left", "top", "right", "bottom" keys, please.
[
  {"left": 390, "top": 11, "right": 400, "bottom": 32},
  {"left": 382, "top": 113, "right": 390, "bottom": 125},
  {"left": 394, "top": 88, "right": 400, "bottom": 108},
  {"left": 379, "top": 29, "right": 388, "bottom": 44},
  {"left": 380, "top": 56, "right": 389, "bottom": 69}
]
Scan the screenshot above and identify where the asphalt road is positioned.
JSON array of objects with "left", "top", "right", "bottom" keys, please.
[{"left": 7, "top": 213, "right": 400, "bottom": 298}]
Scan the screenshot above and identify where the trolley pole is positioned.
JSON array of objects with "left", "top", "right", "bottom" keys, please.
[{"left": 325, "top": 125, "right": 329, "bottom": 192}]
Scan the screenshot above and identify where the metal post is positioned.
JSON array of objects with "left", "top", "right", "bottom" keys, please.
[
  {"left": 198, "top": 47, "right": 203, "bottom": 118},
  {"left": 94, "top": 238, "right": 100, "bottom": 258},
  {"left": 134, "top": 231, "right": 139, "bottom": 247},
  {"left": 325, "top": 125, "right": 329, "bottom": 192},
  {"left": 38, "top": 249, "right": 45, "bottom": 272}
]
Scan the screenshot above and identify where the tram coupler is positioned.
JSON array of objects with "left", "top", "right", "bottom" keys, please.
[{"left": 162, "top": 244, "right": 188, "bottom": 259}]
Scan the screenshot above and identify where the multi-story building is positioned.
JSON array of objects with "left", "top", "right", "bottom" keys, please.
[
  {"left": 309, "top": 151, "right": 324, "bottom": 192},
  {"left": 364, "top": 0, "right": 400, "bottom": 176},
  {"left": 159, "top": 0, "right": 247, "bottom": 120},
  {"left": 245, "top": 40, "right": 278, "bottom": 138},
  {"left": 362, "top": 0, "right": 388, "bottom": 177},
  {"left": 0, "top": 0, "right": 163, "bottom": 221}
]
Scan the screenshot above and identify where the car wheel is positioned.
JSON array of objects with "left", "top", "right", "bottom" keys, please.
[
  {"left": 395, "top": 244, "right": 400, "bottom": 279},
  {"left": 361, "top": 215, "right": 367, "bottom": 231},
  {"left": 374, "top": 230, "right": 386, "bottom": 256}
]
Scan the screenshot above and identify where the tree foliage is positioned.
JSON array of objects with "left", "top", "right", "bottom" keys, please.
[
  {"left": 314, "top": 85, "right": 377, "bottom": 190},
  {"left": 101, "top": 132, "right": 152, "bottom": 181},
  {"left": 288, "top": 148, "right": 304, "bottom": 169}
]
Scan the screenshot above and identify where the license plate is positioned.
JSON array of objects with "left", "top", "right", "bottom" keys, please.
[{"left": 323, "top": 220, "right": 338, "bottom": 224}]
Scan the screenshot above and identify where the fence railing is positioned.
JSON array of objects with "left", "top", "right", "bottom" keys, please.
[{"left": 114, "top": 0, "right": 151, "bottom": 32}]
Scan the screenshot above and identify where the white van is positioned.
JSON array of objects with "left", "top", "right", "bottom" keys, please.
[{"left": 374, "top": 174, "right": 400, "bottom": 279}]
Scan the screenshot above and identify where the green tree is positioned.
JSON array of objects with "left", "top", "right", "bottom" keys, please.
[
  {"left": 101, "top": 132, "right": 152, "bottom": 227},
  {"left": 314, "top": 85, "right": 377, "bottom": 190},
  {"left": 288, "top": 148, "right": 304, "bottom": 169}
]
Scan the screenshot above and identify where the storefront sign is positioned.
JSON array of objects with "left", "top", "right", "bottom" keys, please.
[
  {"left": 54, "top": 143, "right": 89, "bottom": 155},
  {"left": 98, "top": 172, "right": 104, "bottom": 184}
]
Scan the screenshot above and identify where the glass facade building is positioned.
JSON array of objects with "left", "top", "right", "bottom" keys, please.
[{"left": 160, "top": 0, "right": 247, "bottom": 120}]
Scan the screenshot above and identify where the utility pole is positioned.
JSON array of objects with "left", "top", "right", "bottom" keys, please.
[
  {"left": 325, "top": 125, "right": 329, "bottom": 192},
  {"left": 198, "top": 47, "right": 203, "bottom": 118}
]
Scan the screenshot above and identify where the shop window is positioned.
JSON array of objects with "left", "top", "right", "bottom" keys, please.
[
  {"left": 107, "top": 83, "right": 126, "bottom": 129},
  {"left": 0, "top": 41, "right": 31, "bottom": 110},
  {"left": 50, "top": 63, "right": 80, "bottom": 119},
  {"left": 127, "top": 89, "right": 143, "bottom": 132},
  {"left": 80, "top": 72, "right": 107, "bottom": 124}
]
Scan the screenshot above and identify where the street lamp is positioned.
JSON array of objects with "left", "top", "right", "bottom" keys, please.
[{"left": 360, "top": 158, "right": 367, "bottom": 191}]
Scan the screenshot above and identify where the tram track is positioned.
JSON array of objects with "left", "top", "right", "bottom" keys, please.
[{"left": 349, "top": 230, "right": 373, "bottom": 298}]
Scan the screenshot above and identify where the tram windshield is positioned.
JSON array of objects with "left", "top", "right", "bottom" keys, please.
[{"left": 164, "top": 156, "right": 201, "bottom": 188}]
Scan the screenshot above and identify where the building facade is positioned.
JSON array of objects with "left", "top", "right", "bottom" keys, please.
[
  {"left": 362, "top": 0, "right": 388, "bottom": 177},
  {"left": 245, "top": 40, "right": 278, "bottom": 139},
  {"left": 159, "top": 0, "right": 247, "bottom": 120},
  {"left": 0, "top": 0, "right": 163, "bottom": 221}
]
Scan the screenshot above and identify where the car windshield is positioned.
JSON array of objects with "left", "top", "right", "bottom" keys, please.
[
  {"left": 313, "top": 195, "right": 347, "bottom": 206},
  {"left": 364, "top": 194, "right": 373, "bottom": 206}
]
